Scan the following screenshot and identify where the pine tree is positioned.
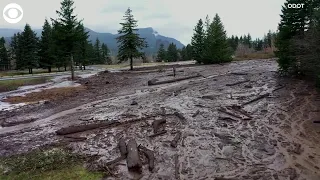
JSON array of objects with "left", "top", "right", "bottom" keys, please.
[
  {"left": 20, "top": 24, "right": 39, "bottom": 74},
  {"left": 166, "top": 43, "right": 178, "bottom": 62},
  {"left": 156, "top": 43, "right": 166, "bottom": 62},
  {"left": 74, "top": 24, "right": 89, "bottom": 69},
  {"left": 101, "top": 43, "right": 111, "bottom": 65},
  {"left": 191, "top": 19, "right": 205, "bottom": 63},
  {"left": 185, "top": 44, "right": 193, "bottom": 60},
  {"left": 39, "top": 19, "right": 54, "bottom": 72},
  {"left": 203, "top": 14, "right": 232, "bottom": 64},
  {"left": 275, "top": 0, "right": 313, "bottom": 74},
  {"left": 94, "top": 38, "right": 101, "bottom": 64},
  {"left": 0, "top": 37, "right": 9, "bottom": 70},
  {"left": 52, "top": 0, "right": 87, "bottom": 79},
  {"left": 180, "top": 47, "right": 187, "bottom": 61},
  {"left": 116, "top": 7, "right": 148, "bottom": 70}
]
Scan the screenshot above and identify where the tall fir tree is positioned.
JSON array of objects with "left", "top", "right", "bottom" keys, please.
[
  {"left": 156, "top": 43, "right": 166, "bottom": 62},
  {"left": 39, "top": 19, "right": 54, "bottom": 72},
  {"left": 94, "top": 38, "right": 102, "bottom": 64},
  {"left": 74, "top": 23, "right": 89, "bottom": 69},
  {"left": 203, "top": 14, "right": 232, "bottom": 64},
  {"left": 0, "top": 37, "right": 9, "bottom": 70},
  {"left": 116, "top": 7, "right": 148, "bottom": 70},
  {"left": 101, "top": 43, "right": 111, "bottom": 65},
  {"left": 191, "top": 19, "right": 205, "bottom": 63},
  {"left": 166, "top": 43, "right": 178, "bottom": 62},
  {"left": 275, "top": 0, "right": 313, "bottom": 74},
  {"left": 52, "top": 0, "right": 87, "bottom": 79},
  {"left": 185, "top": 44, "right": 193, "bottom": 60},
  {"left": 20, "top": 24, "right": 39, "bottom": 73}
]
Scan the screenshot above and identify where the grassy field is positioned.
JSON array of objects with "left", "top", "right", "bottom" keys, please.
[
  {"left": 0, "top": 148, "right": 104, "bottom": 180},
  {"left": 92, "top": 61, "right": 167, "bottom": 69},
  {"left": 0, "top": 69, "right": 65, "bottom": 77},
  {"left": 0, "top": 77, "right": 49, "bottom": 93}
]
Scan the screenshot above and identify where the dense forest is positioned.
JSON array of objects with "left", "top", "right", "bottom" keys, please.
[{"left": 0, "top": 0, "right": 319, "bottom": 87}]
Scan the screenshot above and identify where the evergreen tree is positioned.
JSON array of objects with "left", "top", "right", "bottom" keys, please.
[
  {"left": 156, "top": 43, "right": 166, "bottom": 62},
  {"left": 202, "top": 14, "right": 232, "bottom": 64},
  {"left": 94, "top": 38, "right": 102, "bottom": 64},
  {"left": 180, "top": 47, "right": 187, "bottom": 61},
  {"left": 275, "top": 0, "right": 313, "bottom": 74},
  {"left": 191, "top": 19, "right": 205, "bottom": 63},
  {"left": 39, "top": 19, "right": 54, "bottom": 72},
  {"left": 101, "top": 43, "right": 111, "bottom": 65},
  {"left": 185, "top": 44, "right": 193, "bottom": 60},
  {"left": 20, "top": 24, "right": 39, "bottom": 73},
  {"left": 166, "top": 43, "right": 178, "bottom": 62},
  {"left": 116, "top": 7, "right": 148, "bottom": 70},
  {"left": 0, "top": 37, "right": 9, "bottom": 70},
  {"left": 246, "top": 33, "right": 252, "bottom": 48},
  {"left": 74, "top": 24, "right": 89, "bottom": 69},
  {"left": 52, "top": 0, "right": 87, "bottom": 79}
]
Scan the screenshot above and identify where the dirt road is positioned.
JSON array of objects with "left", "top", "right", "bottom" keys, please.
[{"left": 1, "top": 59, "right": 320, "bottom": 180}]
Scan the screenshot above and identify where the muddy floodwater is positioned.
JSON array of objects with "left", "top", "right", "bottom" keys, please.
[{"left": 1, "top": 59, "right": 320, "bottom": 180}]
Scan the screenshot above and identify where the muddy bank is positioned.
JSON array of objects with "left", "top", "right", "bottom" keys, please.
[{"left": 1, "top": 59, "right": 320, "bottom": 180}]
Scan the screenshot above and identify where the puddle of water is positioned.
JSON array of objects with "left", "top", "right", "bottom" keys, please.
[{"left": 0, "top": 101, "right": 26, "bottom": 111}]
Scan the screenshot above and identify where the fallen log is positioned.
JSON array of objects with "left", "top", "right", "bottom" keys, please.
[
  {"left": 149, "top": 130, "right": 167, "bottom": 138},
  {"left": 152, "top": 119, "right": 166, "bottom": 133},
  {"left": 171, "top": 131, "right": 182, "bottom": 148},
  {"left": 242, "top": 93, "right": 270, "bottom": 106},
  {"left": 230, "top": 72, "right": 248, "bottom": 76},
  {"left": 64, "top": 135, "right": 87, "bottom": 141},
  {"left": 119, "top": 138, "right": 127, "bottom": 157},
  {"left": 126, "top": 139, "right": 142, "bottom": 172},
  {"left": 147, "top": 74, "right": 201, "bottom": 86},
  {"left": 174, "top": 112, "right": 187, "bottom": 124},
  {"left": 138, "top": 145, "right": 155, "bottom": 171},
  {"left": 228, "top": 105, "right": 253, "bottom": 119},
  {"left": 174, "top": 154, "right": 179, "bottom": 179},
  {"left": 56, "top": 121, "right": 121, "bottom": 135},
  {"left": 226, "top": 80, "right": 250, "bottom": 86},
  {"left": 218, "top": 107, "right": 242, "bottom": 119},
  {"left": 105, "top": 156, "right": 126, "bottom": 167},
  {"left": 192, "top": 110, "right": 200, "bottom": 117},
  {"left": 313, "top": 121, "right": 320, "bottom": 123},
  {"left": 273, "top": 85, "right": 285, "bottom": 92}
]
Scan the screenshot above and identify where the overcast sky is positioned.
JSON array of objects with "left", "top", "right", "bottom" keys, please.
[{"left": 0, "top": 0, "right": 285, "bottom": 45}]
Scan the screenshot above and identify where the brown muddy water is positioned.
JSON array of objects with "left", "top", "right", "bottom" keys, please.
[{"left": 1, "top": 59, "right": 320, "bottom": 180}]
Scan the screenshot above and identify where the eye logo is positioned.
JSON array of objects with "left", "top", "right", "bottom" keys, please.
[{"left": 3, "top": 3, "right": 23, "bottom": 24}]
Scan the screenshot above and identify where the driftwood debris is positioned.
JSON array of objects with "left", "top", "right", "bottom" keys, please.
[
  {"left": 218, "top": 107, "right": 242, "bottom": 120},
  {"left": 192, "top": 110, "right": 200, "bottom": 117},
  {"left": 228, "top": 105, "right": 253, "bottom": 119},
  {"left": 242, "top": 93, "right": 270, "bottom": 106},
  {"left": 105, "top": 156, "right": 126, "bottom": 167},
  {"left": 174, "top": 154, "right": 180, "bottom": 179},
  {"left": 230, "top": 72, "right": 248, "bottom": 76},
  {"left": 138, "top": 145, "right": 155, "bottom": 171},
  {"left": 313, "top": 121, "right": 320, "bottom": 123},
  {"left": 63, "top": 135, "right": 87, "bottom": 142},
  {"left": 149, "top": 130, "right": 167, "bottom": 138},
  {"left": 171, "top": 131, "right": 182, "bottom": 148},
  {"left": 152, "top": 119, "right": 166, "bottom": 133},
  {"left": 174, "top": 112, "right": 187, "bottom": 124},
  {"left": 273, "top": 85, "right": 285, "bottom": 92},
  {"left": 126, "top": 139, "right": 142, "bottom": 172},
  {"left": 56, "top": 121, "right": 121, "bottom": 135},
  {"left": 147, "top": 74, "right": 201, "bottom": 86},
  {"left": 119, "top": 138, "right": 127, "bottom": 157},
  {"left": 226, "top": 80, "right": 250, "bottom": 86}
]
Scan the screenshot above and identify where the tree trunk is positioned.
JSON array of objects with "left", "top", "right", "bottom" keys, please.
[
  {"left": 130, "top": 55, "right": 133, "bottom": 70},
  {"left": 64, "top": 65, "right": 67, "bottom": 71},
  {"left": 48, "top": 66, "right": 51, "bottom": 73},
  {"left": 83, "top": 65, "right": 86, "bottom": 70},
  {"left": 31, "top": 68, "right": 32, "bottom": 74},
  {"left": 71, "top": 54, "right": 75, "bottom": 81}
]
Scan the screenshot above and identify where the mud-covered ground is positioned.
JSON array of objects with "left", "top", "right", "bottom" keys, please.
[{"left": 1, "top": 59, "right": 320, "bottom": 180}]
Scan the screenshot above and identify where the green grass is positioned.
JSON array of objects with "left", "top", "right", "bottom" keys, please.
[
  {"left": 234, "top": 51, "right": 276, "bottom": 61},
  {"left": 0, "top": 69, "right": 63, "bottom": 77},
  {"left": 93, "top": 61, "right": 166, "bottom": 69},
  {"left": 0, "top": 148, "right": 104, "bottom": 180},
  {"left": 0, "top": 77, "right": 49, "bottom": 93}
]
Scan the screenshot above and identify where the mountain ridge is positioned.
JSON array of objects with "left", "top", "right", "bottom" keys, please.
[{"left": 0, "top": 27, "right": 185, "bottom": 55}]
